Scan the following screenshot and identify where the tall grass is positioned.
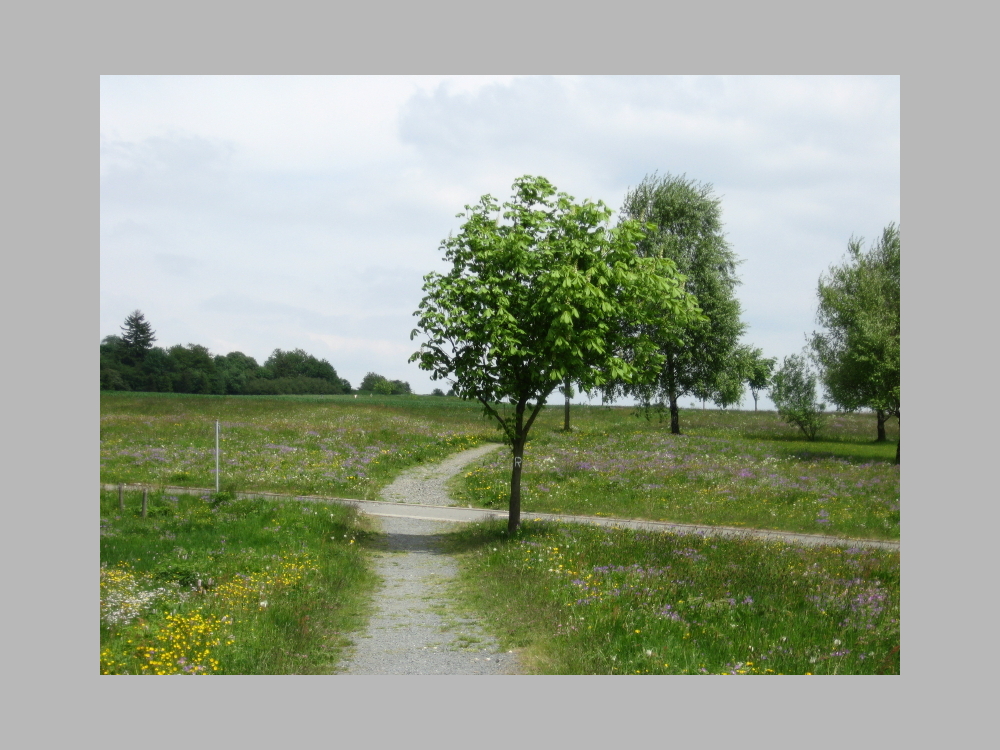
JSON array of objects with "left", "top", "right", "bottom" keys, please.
[{"left": 445, "top": 520, "right": 900, "bottom": 675}]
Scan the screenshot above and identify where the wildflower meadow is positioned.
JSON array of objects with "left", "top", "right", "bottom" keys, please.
[
  {"left": 451, "top": 405, "right": 899, "bottom": 540},
  {"left": 445, "top": 519, "right": 900, "bottom": 675},
  {"left": 101, "top": 392, "right": 494, "bottom": 499},
  {"left": 99, "top": 487, "right": 377, "bottom": 674},
  {"left": 100, "top": 392, "right": 899, "bottom": 674}
]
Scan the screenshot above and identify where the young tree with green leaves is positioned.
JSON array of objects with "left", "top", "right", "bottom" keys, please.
[
  {"left": 739, "top": 345, "right": 777, "bottom": 411},
  {"left": 411, "top": 175, "right": 702, "bottom": 532},
  {"left": 771, "top": 353, "right": 827, "bottom": 440},
  {"left": 811, "top": 224, "right": 900, "bottom": 460},
  {"left": 607, "top": 172, "right": 746, "bottom": 434}
]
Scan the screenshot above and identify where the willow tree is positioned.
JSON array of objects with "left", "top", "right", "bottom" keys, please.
[
  {"left": 411, "top": 176, "right": 702, "bottom": 532},
  {"left": 606, "top": 173, "right": 745, "bottom": 434}
]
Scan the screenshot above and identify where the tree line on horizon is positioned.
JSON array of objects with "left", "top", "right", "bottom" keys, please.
[{"left": 100, "top": 316, "right": 411, "bottom": 397}]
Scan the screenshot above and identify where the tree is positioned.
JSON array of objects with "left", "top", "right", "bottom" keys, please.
[
  {"left": 607, "top": 173, "right": 746, "bottom": 434},
  {"left": 119, "top": 310, "right": 157, "bottom": 365},
  {"left": 388, "top": 379, "right": 412, "bottom": 395},
  {"left": 263, "top": 348, "right": 342, "bottom": 385},
  {"left": 771, "top": 353, "right": 827, "bottom": 440},
  {"left": 411, "top": 175, "right": 701, "bottom": 532},
  {"left": 709, "top": 346, "right": 750, "bottom": 409},
  {"left": 359, "top": 372, "right": 391, "bottom": 394},
  {"left": 811, "top": 224, "right": 900, "bottom": 459},
  {"left": 214, "top": 351, "right": 261, "bottom": 394},
  {"left": 167, "top": 344, "right": 218, "bottom": 394},
  {"left": 739, "top": 346, "right": 777, "bottom": 411}
]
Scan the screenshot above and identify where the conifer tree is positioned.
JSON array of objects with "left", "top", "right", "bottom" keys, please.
[{"left": 119, "top": 310, "right": 156, "bottom": 365}]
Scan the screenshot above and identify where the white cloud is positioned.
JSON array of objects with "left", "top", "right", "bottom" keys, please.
[
  {"left": 306, "top": 333, "right": 415, "bottom": 358},
  {"left": 101, "top": 75, "right": 898, "bottom": 398}
]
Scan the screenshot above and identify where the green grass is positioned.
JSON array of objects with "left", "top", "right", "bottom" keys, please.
[
  {"left": 99, "top": 394, "right": 901, "bottom": 675},
  {"left": 101, "top": 392, "right": 498, "bottom": 500},
  {"left": 450, "top": 405, "right": 899, "bottom": 540},
  {"left": 100, "top": 487, "right": 379, "bottom": 674},
  {"left": 444, "top": 519, "right": 900, "bottom": 675},
  {"left": 102, "top": 393, "right": 899, "bottom": 538}
]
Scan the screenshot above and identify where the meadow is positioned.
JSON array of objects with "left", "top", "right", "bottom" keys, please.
[
  {"left": 100, "top": 392, "right": 495, "bottom": 500},
  {"left": 103, "top": 393, "right": 898, "bottom": 539},
  {"left": 445, "top": 519, "right": 900, "bottom": 675},
  {"left": 450, "top": 405, "right": 899, "bottom": 540},
  {"left": 100, "top": 487, "right": 378, "bottom": 674},
  {"left": 100, "top": 393, "right": 899, "bottom": 674}
]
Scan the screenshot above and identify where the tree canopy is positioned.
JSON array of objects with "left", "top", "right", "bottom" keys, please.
[
  {"left": 411, "top": 175, "right": 702, "bottom": 531},
  {"left": 811, "top": 224, "right": 900, "bottom": 455},
  {"left": 606, "top": 172, "right": 746, "bottom": 433}
]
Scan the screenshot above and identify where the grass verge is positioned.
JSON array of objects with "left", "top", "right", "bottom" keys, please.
[
  {"left": 444, "top": 519, "right": 900, "bottom": 675},
  {"left": 100, "top": 488, "right": 379, "bottom": 674}
]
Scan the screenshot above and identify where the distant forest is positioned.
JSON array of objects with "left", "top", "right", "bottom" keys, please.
[{"left": 101, "top": 310, "right": 411, "bottom": 396}]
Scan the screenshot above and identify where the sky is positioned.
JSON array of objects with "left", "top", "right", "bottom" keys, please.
[{"left": 100, "top": 75, "right": 899, "bottom": 409}]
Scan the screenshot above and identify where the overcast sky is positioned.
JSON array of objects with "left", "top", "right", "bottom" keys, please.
[{"left": 100, "top": 75, "right": 899, "bottom": 409}]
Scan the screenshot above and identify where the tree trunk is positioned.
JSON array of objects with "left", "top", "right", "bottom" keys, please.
[
  {"left": 508, "top": 439, "right": 525, "bottom": 533},
  {"left": 669, "top": 391, "right": 680, "bottom": 435},
  {"left": 876, "top": 409, "right": 887, "bottom": 442},
  {"left": 563, "top": 376, "right": 571, "bottom": 432},
  {"left": 666, "top": 353, "right": 681, "bottom": 435},
  {"left": 753, "top": 393, "right": 758, "bottom": 411}
]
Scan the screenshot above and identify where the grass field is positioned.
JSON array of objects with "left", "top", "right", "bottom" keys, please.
[
  {"left": 100, "top": 393, "right": 900, "bottom": 674},
  {"left": 102, "top": 393, "right": 899, "bottom": 538},
  {"left": 451, "top": 405, "right": 899, "bottom": 540},
  {"left": 445, "top": 519, "right": 900, "bottom": 675},
  {"left": 100, "top": 487, "right": 378, "bottom": 674},
  {"left": 101, "top": 392, "right": 496, "bottom": 500}
]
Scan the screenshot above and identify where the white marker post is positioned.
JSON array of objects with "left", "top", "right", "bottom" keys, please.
[{"left": 215, "top": 420, "right": 220, "bottom": 493}]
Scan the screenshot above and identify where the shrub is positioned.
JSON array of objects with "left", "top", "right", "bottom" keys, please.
[
  {"left": 358, "top": 373, "right": 410, "bottom": 395},
  {"left": 771, "top": 354, "right": 827, "bottom": 440}
]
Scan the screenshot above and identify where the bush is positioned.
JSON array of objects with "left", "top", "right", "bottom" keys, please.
[
  {"left": 358, "top": 372, "right": 410, "bottom": 395},
  {"left": 101, "top": 366, "right": 130, "bottom": 391},
  {"left": 771, "top": 354, "right": 827, "bottom": 440}
]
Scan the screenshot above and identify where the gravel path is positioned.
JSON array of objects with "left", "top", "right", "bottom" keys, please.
[
  {"left": 338, "top": 444, "right": 521, "bottom": 675},
  {"left": 378, "top": 442, "right": 503, "bottom": 505}
]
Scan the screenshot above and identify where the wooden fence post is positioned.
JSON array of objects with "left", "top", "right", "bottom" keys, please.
[{"left": 141, "top": 488, "right": 148, "bottom": 518}]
